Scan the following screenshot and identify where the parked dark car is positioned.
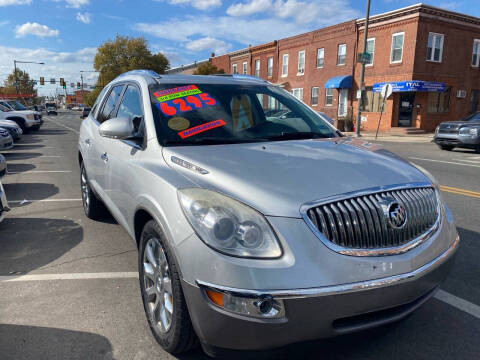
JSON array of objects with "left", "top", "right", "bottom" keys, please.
[
  {"left": 434, "top": 111, "right": 480, "bottom": 152},
  {"left": 80, "top": 107, "right": 91, "bottom": 119}
]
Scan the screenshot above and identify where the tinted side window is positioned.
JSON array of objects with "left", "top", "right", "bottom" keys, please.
[
  {"left": 117, "top": 85, "right": 143, "bottom": 133},
  {"left": 97, "top": 85, "right": 124, "bottom": 123}
]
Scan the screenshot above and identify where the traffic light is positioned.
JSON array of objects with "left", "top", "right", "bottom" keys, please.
[
  {"left": 77, "top": 82, "right": 81, "bottom": 90},
  {"left": 40, "top": 77, "right": 44, "bottom": 85},
  {"left": 60, "top": 78, "right": 65, "bottom": 86}
]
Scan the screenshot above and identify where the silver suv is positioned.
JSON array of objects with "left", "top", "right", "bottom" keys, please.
[{"left": 78, "top": 70, "right": 459, "bottom": 356}]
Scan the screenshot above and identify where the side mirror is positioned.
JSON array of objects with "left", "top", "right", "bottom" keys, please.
[{"left": 98, "top": 117, "right": 134, "bottom": 140}]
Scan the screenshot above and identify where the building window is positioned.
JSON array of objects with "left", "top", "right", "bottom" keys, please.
[
  {"left": 472, "top": 39, "right": 480, "bottom": 67},
  {"left": 428, "top": 88, "right": 451, "bottom": 113},
  {"left": 267, "top": 57, "right": 273, "bottom": 77},
  {"left": 391, "top": 32, "right": 404, "bottom": 63},
  {"left": 268, "top": 95, "right": 276, "bottom": 109},
  {"left": 360, "top": 87, "right": 384, "bottom": 112},
  {"left": 470, "top": 90, "right": 480, "bottom": 113},
  {"left": 325, "top": 88, "right": 333, "bottom": 106},
  {"left": 255, "top": 59, "right": 260, "bottom": 77},
  {"left": 337, "top": 44, "right": 346, "bottom": 65},
  {"left": 316, "top": 48, "right": 324, "bottom": 68},
  {"left": 282, "top": 54, "right": 289, "bottom": 77},
  {"left": 232, "top": 63, "right": 237, "bottom": 74},
  {"left": 427, "top": 33, "right": 444, "bottom": 62},
  {"left": 242, "top": 61, "right": 247, "bottom": 74},
  {"left": 311, "top": 87, "right": 319, "bottom": 106},
  {"left": 366, "top": 38, "right": 375, "bottom": 66},
  {"left": 292, "top": 88, "right": 303, "bottom": 100},
  {"left": 297, "top": 50, "right": 305, "bottom": 75}
]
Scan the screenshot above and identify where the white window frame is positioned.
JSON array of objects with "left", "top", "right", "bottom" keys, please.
[
  {"left": 232, "top": 63, "right": 238, "bottom": 74},
  {"left": 292, "top": 88, "right": 303, "bottom": 100},
  {"left": 282, "top": 54, "right": 289, "bottom": 77},
  {"left": 390, "top": 32, "right": 405, "bottom": 64},
  {"left": 255, "top": 59, "right": 260, "bottom": 77},
  {"left": 366, "top": 38, "right": 375, "bottom": 67},
  {"left": 337, "top": 44, "right": 346, "bottom": 66},
  {"left": 297, "top": 50, "right": 305, "bottom": 75},
  {"left": 472, "top": 39, "right": 480, "bottom": 67},
  {"left": 316, "top": 48, "right": 324, "bottom": 68},
  {"left": 267, "top": 57, "right": 273, "bottom": 77},
  {"left": 242, "top": 61, "right": 247, "bottom": 74},
  {"left": 311, "top": 87, "right": 319, "bottom": 106},
  {"left": 427, "top": 32, "right": 444, "bottom": 63},
  {"left": 325, "top": 88, "right": 334, "bottom": 106}
]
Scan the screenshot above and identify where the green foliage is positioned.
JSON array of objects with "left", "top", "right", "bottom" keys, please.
[
  {"left": 193, "top": 62, "right": 225, "bottom": 75},
  {"left": 3, "top": 68, "right": 36, "bottom": 94},
  {"left": 93, "top": 35, "right": 170, "bottom": 86},
  {"left": 83, "top": 87, "right": 102, "bottom": 107}
]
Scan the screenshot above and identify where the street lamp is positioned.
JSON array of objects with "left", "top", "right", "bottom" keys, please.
[{"left": 13, "top": 60, "right": 45, "bottom": 94}]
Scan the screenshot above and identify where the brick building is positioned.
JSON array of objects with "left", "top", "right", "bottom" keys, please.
[{"left": 201, "top": 4, "right": 480, "bottom": 132}]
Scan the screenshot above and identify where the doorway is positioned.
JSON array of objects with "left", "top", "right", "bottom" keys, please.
[
  {"left": 398, "top": 92, "right": 415, "bottom": 127},
  {"left": 338, "top": 89, "right": 348, "bottom": 118}
]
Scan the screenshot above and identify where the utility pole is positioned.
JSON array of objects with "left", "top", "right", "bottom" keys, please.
[
  {"left": 80, "top": 73, "right": 84, "bottom": 104},
  {"left": 13, "top": 60, "right": 18, "bottom": 94},
  {"left": 355, "top": 0, "right": 371, "bottom": 137}
]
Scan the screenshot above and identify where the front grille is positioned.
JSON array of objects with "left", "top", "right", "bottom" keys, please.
[
  {"left": 438, "top": 129, "right": 458, "bottom": 134},
  {"left": 305, "top": 187, "right": 439, "bottom": 250}
]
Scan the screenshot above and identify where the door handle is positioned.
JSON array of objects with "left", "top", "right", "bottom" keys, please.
[
  {"left": 85, "top": 138, "right": 91, "bottom": 146},
  {"left": 101, "top": 152, "right": 108, "bottom": 162}
]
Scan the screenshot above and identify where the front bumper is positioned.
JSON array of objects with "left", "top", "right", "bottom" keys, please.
[
  {"left": 434, "top": 133, "right": 480, "bottom": 146},
  {"left": 0, "top": 138, "right": 13, "bottom": 151},
  {"left": 0, "top": 181, "right": 9, "bottom": 222},
  {"left": 182, "top": 236, "right": 459, "bottom": 350}
]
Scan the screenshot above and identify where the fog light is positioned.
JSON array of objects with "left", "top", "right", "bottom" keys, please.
[{"left": 203, "top": 287, "right": 285, "bottom": 319}]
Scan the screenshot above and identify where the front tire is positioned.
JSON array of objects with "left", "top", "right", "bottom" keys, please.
[
  {"left": 80, "top": 162, "right": 108, "bottom": 220},
  {"left": 439, "top": 145, "right": 454, "bottom": 151},
  {"left": 139, "top": 220, "right": 197, "bottom": 354}
]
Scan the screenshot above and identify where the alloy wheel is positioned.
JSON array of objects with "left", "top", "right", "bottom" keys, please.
[
  {"left": 81, "top": 167, "right": 90, "bottom": 212},
  {"left": 143, "top": 237, "right": 174, "bottom": 334}
]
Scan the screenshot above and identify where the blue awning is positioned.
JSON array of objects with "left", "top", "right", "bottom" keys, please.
[{"left": 324, "top": 75, "right": 353, "bottom": 89}]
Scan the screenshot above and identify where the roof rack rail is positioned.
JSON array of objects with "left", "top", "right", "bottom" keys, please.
[{"left": 114, "top": 69, "right": 162, "bottom": 80}]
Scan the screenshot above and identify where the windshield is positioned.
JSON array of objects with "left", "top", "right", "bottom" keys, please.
[
  {"left": 8, "top": 101, "right": 27, "bottom": 111},
  {"left": 150, "top": 83, "right": 338, "bottom": 146},
  {"left": 46, "top": 103, "right": 56, "bottom": 109},
  {"left": 463, "top": 112, "right": 480, "bottom": 121}
]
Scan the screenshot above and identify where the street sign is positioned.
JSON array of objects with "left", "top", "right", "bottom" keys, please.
[
  {"left": 381, "top": 83, "right": 393, "bottom": 98},
  {"left": 50, "top": 78, "right": 55, "bottom": 84},
  {"left": 357, "top": 52, "right": 372, "bottom": 64},
  {"left": 356, "top": 90, "right": 362, "bottom": 99}
]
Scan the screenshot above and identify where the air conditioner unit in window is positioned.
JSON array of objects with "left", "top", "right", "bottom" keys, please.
[
  {"left": 457, "top": 90, "right": 467, "bottom": 98},
  {"left": 298, "top": 68, "right": 305, "bottom": 74}
]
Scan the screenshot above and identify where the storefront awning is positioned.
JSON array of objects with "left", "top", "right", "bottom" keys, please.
[
  {"left": 372, "top": 81, "right": 446, "bottom": 93},
  {"left": 324, "top": 75, "right": 352, "bottom": 89}
]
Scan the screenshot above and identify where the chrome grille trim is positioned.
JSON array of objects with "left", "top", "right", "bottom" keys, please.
[{"left": 300, "top": 182, "right": 442, "bottom": 257}]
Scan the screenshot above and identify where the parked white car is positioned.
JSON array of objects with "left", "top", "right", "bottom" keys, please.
[
  {"left": 0, "top": 128, "right": 13, "bottom": 151},
  {"left": 0, "top": 102, "right": 42, "bottom": 132},
  {"left": 0, "top": 179, "right": 9, "bottom": 223},
  {"left": 0, "top": 153, "right": 6, "bottom": 177}
]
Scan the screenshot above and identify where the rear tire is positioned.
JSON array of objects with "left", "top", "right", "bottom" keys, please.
[
  {"left": 80, "top": 162, "right": 108, "bottom": 220},
  {"left": 439, "top": 145, "right": 454, "bottom": 151},
  {"left": 139, "top": 220, "right": 198, "bottom": 354}
]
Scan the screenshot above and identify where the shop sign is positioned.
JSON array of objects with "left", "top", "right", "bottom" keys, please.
[{"left": 373, "top": 81, "right": 446, "bottom": 93}]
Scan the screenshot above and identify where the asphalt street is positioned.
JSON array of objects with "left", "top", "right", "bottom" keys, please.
[{"left": 0, "top": 111, "right": 479, "bottom": 360}]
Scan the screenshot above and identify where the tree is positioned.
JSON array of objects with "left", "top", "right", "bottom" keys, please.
[
  {"left": 94, "top": 35, "right": 169, "bottom": 85},
  {"left": 193, "top": 62, "right": 225, "bottom": 75},
  {"left": 3, "top": 68, "right": 36, "bottom": 95}
]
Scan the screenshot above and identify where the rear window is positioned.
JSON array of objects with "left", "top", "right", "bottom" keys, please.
[{"left": 150, "top": 83, "right": 337, "bottom": 146}]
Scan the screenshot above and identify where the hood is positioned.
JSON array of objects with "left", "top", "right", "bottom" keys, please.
[
  {"left": 0, "top": 120, "right": 19, "bottom": 128},
  {"left": 163, "top": 138, "right": 430, "bottom": 218},
  {"left": 11, "top": 110, "right": 35, "bottom": 116},
  {"left": 439, "top": 121, "right": 480, "bottom": 129}
]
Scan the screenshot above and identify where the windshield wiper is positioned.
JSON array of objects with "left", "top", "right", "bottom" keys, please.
[
  {"left": 265, "top": 132, "right": 331, "bottom": 141},
  {"left": 165, "top": 137, "right": 268, "bottom": 146}
]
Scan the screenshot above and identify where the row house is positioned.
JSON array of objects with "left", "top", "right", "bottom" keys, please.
[{"left": 200, "top": 4, "right": 480, "bottom": 131}]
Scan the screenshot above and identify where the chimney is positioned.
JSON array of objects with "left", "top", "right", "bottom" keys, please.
[{"left": 210, "top": 52, "right": 215, "bottom": 58}]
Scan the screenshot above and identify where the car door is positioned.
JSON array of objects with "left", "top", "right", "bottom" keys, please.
[
  {"left": 102, "top": 83, "right": 146, "bottom": 228},
  {"left": 90, "top": 84, "right": 125, "bottom": 200}
]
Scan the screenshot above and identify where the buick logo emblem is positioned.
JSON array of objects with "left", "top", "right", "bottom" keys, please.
[{"left": 378, "top": 197, "right": 408, "bottom": 229}]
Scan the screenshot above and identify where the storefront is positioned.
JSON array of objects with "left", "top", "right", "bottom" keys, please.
[{"left": 372, "top": 81, "right": 447, "bottom": 128}]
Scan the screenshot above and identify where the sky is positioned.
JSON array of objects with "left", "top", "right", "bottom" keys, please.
[{"left": 0, "top": 0, "right": 478, "bottom": 96}]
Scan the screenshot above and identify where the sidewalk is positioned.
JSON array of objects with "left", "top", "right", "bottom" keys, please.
[{"left": 343, "top": 131, "right": 434, "bottom": 143}]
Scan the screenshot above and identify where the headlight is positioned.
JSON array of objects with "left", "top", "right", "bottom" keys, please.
[
  {"left": 435, "top": 126, "right": 439, "bottom": 134},
  {"left": 469, "top": 128, "right": 478, "bottom": 136},
  {"left": 178, "top": 188, "right": 282, "bottom": 258},
  {"left": 26, "top": 114, "right": 33, "bottom": 120}
]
